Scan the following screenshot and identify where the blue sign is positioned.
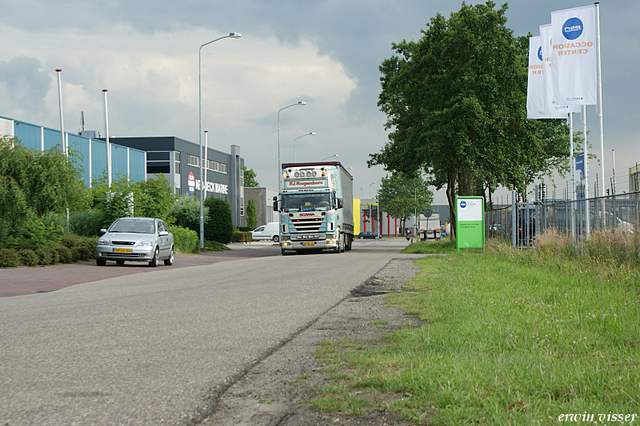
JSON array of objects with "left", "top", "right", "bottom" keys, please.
[
  {"left": 460, "top": 200, "right": 467, "bottom": 209},
  {"left": 537, "top": 46, "right": 543, "bottom": 61},
  {"left": 562, "top": 17, "right": 584, "bottom": 40}
]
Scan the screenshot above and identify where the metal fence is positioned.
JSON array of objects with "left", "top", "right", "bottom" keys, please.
[{"left": 485, "top": 191, "right": 640, "bottom": 248}]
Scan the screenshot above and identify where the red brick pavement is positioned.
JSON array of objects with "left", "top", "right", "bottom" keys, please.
[{"left": 0, "top": 244, "right": 280, "bottom": 298}]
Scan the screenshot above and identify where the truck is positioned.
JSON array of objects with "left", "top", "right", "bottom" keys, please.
[{"left": 274, "top": 161, "right": 354, "bottom": 255}]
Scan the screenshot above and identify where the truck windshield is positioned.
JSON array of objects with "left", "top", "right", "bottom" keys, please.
[{"left": 282, "top": 193, "right": 331, "bottom": 212}]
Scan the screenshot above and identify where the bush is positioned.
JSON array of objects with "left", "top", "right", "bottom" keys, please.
[
  {"left": 60, "top": 235, "right": 98, "bottom": 260},
  {"left": 55, "top": 245, "right": 74, "bottom": 264},
  {"left": 204, "top": 197, "right": 233, "bottom": 244},
  {"left": 232, "top": 230, "right": 252, "bottom": 242},
  {"left": 35, "top": 247, "right": 54, "bottom": 265},
  {"left": 70, "top": 210, "right": 103, "bottom": 237},
  {"left": 18, "top": 249, "right": 39, "bottom": 266},
  {"left": 169, "top": 225, "right": 199, "bottom": 253},
  {"left": 0, "top": 248, "right": 20, "bottom": 268},
  {"left": 167, "top": 196, "right": 208, "bottom": 233}
]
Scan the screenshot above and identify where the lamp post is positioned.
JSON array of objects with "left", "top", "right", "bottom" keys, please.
[
  {"left": 293, "top": 132, "right": 315, "bottom": 163},
  {"left": 102, "top": 89, "right": 111, "bottom": 188},
  {"left": 322, "top": 154, "right": 339, "bottom": 161},
  {"left": 278, "top": 101, "right": 306, "bottom": 189},
  {"left": 198, "top": 32, "right": 241, "bottom": 251}
]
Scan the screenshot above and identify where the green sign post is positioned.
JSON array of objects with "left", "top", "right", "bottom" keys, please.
[{"left": 455, "top": 196, "right": 485, "bottom": 252}]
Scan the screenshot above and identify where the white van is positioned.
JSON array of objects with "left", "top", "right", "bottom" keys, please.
[{"left": 251, "top": 222, "right": 280, "bottom": 242}]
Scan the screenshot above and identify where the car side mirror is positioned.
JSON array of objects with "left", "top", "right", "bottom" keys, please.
[
  {"left": 159, "top": 231, "right": 169, "bottom": 236},
  {"left": 273, "top": 196, "right": 279, "bottom": 212},
  {"left": 100, "top": 228, "right": 107, "bottom": 234}
]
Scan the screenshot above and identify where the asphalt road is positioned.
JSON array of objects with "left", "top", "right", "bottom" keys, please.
[{"left": 0, "top": 239, "right": 409, "bottom": 425}]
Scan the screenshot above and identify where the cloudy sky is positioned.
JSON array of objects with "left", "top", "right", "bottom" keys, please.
[{"left": 1, "top": 0, "right": 638, "bottom": 203}]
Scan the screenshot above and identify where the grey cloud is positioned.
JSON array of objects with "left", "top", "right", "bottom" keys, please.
[{"left": 0, "top": 56, "right": 51, "bottom": 111}]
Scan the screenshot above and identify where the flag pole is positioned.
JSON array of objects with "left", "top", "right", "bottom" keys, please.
[
  {"left": 582, "top": 104, "right": 590, "bottom": 237},
  {"left": 595, "top": 2, "right": 605, "bottom": 229}
]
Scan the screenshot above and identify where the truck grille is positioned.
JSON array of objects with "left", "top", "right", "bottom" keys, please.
[{"left": 292, "top": 217, "right": 323, "bottom": 232}]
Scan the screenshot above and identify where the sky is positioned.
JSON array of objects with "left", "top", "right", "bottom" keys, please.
[{"left": 1, "top": 0, "right": 638, "bottom": 204}]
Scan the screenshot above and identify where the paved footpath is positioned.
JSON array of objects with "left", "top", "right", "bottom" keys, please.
[{"left": 0, "top": 242, "right": 279, "bottom": 298}]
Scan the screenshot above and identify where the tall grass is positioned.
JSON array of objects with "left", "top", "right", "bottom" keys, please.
[{"left": 313, "top": 230, "right": 640, "bottom": 425}]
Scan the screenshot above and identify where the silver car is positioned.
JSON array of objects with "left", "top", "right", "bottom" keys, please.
[{"left": 96, "top": 217, "right": 174, "bottom": 267}]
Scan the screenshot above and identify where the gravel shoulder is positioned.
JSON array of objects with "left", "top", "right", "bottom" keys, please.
[{"left": 198, "top": 256, "right": 426, "bottom": 426}]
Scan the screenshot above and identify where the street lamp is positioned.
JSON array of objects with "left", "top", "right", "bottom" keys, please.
[
  {"left": 278, "top": 101, "right": 306, "bottom": 188},
  {"left": 293, "top": 132, "right": 315, "bottom": 163},
  {"left": 321, "top": 154, "right": 339, "bottom": 161},
  {"left": 369, "top": 181, "right": 376, "bottom": 199},
  {"left": 198, "top": 32, "right": 241, "bottom": 251}
]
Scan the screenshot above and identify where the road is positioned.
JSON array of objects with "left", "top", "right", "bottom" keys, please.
[{"left": 0, "top": 239, "right": 409, "bottom": 425}]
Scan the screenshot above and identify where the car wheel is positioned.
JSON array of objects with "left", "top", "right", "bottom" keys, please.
[
  {"left": 149, "top": 247, "right": 159, "bottom": 267},
  {"left": 164, "top": 246, "right": 174, "bottom": 266},
  {"left": 116, "top": 260, "right": 125, "bottom": 265},
  {"left": 273, "top": 235, "right": 280, "bottom": 243},
  {"left": 97, "top": 259, "right": 106, "bottom": 266}
]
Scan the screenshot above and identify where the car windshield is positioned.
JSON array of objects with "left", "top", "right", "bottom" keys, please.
[
  {"left": 110, "top": 219, "right": 155, "bottom": 234},
  {"left": 281, "top": 193, "right": 332, "bottom": 212}
]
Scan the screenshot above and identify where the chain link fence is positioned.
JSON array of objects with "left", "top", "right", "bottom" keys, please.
[{"left": 486, "top": 191, "right": 640, "bottom": 248}]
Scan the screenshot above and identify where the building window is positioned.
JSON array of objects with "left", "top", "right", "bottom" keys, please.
[
  {"left": 187, "top": 154, "right": 199, "bottom": 167},
  {"left": 219, "top": 163, "right": 227, "bottom": 174},
  {"left": 147, "top": 151, "right": 170, "bottom": 174},
  {"left": 174, "top": 151, "right": 181, "bottom": 174}
]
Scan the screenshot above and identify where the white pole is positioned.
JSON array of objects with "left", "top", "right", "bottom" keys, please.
[
  {"left": 595, "top": 2, "right": 606, "bottom": 228},
  {"left": 103, "top": 89, "right": 111, "bottom": 188},
  {"left": 570, "top": 113, "right": 575, "bottom": 239},
  {"left": 55, "top": 69, "right": 66, "bottom": 156},
  {"left": 204, "top": 130, "right": 208, "bottom": 199},
  {"left": 582, "top": 105, "right": 590, "bottom": 237},
  {"left": 612, "top": 149, "right": 616, "bottom": 194}
]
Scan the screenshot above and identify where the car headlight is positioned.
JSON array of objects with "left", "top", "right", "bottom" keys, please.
[
  {"left": 137, "top": 241, "right": 153, "bottom": 247},
  {"left": 97, "top": 239, "right": 110, "bottom": 246}
]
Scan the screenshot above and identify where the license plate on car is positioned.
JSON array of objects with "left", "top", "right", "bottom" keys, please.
[
  {"left": 114, "top": 248, "right": 132, "bottom": 253},
  {"left": 303, "top": 242, "right": 315, "bottom": 246}
]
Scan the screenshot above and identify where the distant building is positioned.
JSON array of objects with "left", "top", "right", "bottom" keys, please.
[
  {"left": 244, "top": 187, "right": 279, "bottom": 228},
  {"left": 630, "top": 164, "right": 640, "bottom": 192}
]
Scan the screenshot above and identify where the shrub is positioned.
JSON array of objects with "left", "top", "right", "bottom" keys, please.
[
  {"left": 0, "top": 248, "right": 20, "bottom": 268},
  {"left": 204, "top": 197, "right": 233, "bottom": 244},
  {"left": 60, "top": 235, "right": 98, "bottom": 260},
  {"left": 70, "top": 210, "right": 103, "bottom": 237},
  {"left": 169, "top": 225, "right": 199, "bottom": 253},
  {"left": 167, "top": 196, "right": 208, "bottom": 233},
  {"left": 18, "top": 249, "right": 39, "bottom": 266},
  {"left": 55, "top": 245, "right": 74, "bottom": 264},
  {"left": 35, "top": 247, "right": 54, "bottom": 265},
  {"left": 232, "top": 230, "right": 252, "bottom": 242}
]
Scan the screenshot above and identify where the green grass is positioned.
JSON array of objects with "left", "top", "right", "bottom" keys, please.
[
  {"left": 403, "top": 237, "right": 456, "bottom": 254},
  {"left": 313, "top": 243, "right": 640, "bottom": 425}
]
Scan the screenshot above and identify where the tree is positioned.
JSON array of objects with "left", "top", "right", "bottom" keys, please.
[
  {"left": 0, "top": 136, "right": 91, "bottom": 244},
  {"left": 245, "top": 199, "right": 257, "bottom": 230},
  {"left": 369, "top": 1, "right": 569, "bottom": 235},
  {"left": 204, "top": 197, "right": 233, "bottom": 244},
  {"left": 134, "top": 174, "right": 176, "bottom": 219},
  {"left": 167, "top": 196, "right": 208, "bottom": 233},
  {"left": 377, "top": 173, "right": 433, "bottom": 233},
  {"left": 244, "top": 167, "right": 259, "bottom": 188}
]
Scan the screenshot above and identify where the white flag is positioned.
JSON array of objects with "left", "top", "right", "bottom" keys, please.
[
  {"left": 527, "top": 36, "right": 566, "bottom": 119},
  {"left": 539, "top": 24, "right": 578, "bottom": 115},
  {"left": 550, "top": 5, "right": 598, "bottom": 105}
]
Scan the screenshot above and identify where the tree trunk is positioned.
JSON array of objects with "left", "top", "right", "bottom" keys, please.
[{"left": 446, "top": 171, "right": 457, "bottom": 239}]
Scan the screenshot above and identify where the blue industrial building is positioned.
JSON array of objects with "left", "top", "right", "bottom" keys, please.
[
  {"left": 0, "top": 115, "right": 146, "bottom": 186},
  {"left": 0, "top": 115, "right": 246, "bottom": 227}
]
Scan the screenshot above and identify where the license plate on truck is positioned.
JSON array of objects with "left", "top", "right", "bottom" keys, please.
[{"left": 303, "top": 242, "right": 315, "bottom": 246}]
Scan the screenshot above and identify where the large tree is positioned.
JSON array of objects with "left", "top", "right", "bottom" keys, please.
[{"left": 369, "top": 1, "right": 569, "bottom": 235}]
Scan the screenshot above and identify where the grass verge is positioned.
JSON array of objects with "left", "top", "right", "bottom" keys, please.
[{"left": 313, "top": 239, "right": 640, "bottom": 425}]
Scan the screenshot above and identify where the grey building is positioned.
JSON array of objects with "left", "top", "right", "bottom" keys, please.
[
  {"left": 107, "top": 136, "right": 245, "bottom": 227},
  {"left": 244, "top": 187, "right": 279, "bottom": 228}
]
